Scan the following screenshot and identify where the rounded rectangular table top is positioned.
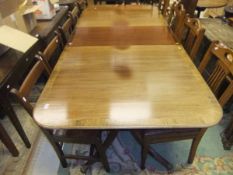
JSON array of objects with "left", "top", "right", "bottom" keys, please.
[
  {"left": 34, "top": 45, "right": 222, "bottom": 129},
  {"left": 197, "top": 0, "right": 228, "bottom": 8}
]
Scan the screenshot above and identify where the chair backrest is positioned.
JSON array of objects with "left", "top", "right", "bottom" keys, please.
[
  {"left": 181, "top": 17, "right": 205, "bottom": 60},
  {"left": 59, "top": 16, "right": 73, "bottom": 45},
  {"left": 158, "top": 0, "right": 170, "bottom": 16},
  {"left": 69, "top": 5, "right": 79, "bottom": 28},
  {"left": 168, "top": 1, "right": 186, "bottom": 42},
  {"left": 10, "top": 58, "right": 51, "bottom": 116},
  {"left": 180, "top": 0, "right": 198, "bottom": 17},
  {"left": 198, "top": 41, "right": 233, "bottom": 107},
  {"left": 37, "top": 31, "right": 63, "bottom": 68}
]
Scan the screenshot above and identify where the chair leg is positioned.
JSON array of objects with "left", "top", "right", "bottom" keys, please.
[
  {"left": 95, "top": 141, "right": 110, "bottom": 172},
  {"left": 42, "top": 129, "right": 68, "bottom": 168},
  {"left": 0, "top": 97, "right": 31, "bottom": 148},
  {"left": 141, "top": 141, "right": 148, "bottom": 169},
  {"left": 0, "top": 123, "right": 19, "bottom": 156},
  {"left": 188, "top": 128, "right": 207, "bottom": 164},
  {"left": 90, "top": 144, "right": 95, "bottom": 156}
]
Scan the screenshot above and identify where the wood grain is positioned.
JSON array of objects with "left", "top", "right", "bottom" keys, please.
[
  {"left": 197, "top": 0, "right": 228, "bottom": 8},
  {"left": 34, "top": 45, "right": 222, "bottom": 129},
  {"left": 77, "top": 5, "right": 167, "bottom": 27},
  {"left": 72, "top": 26, "right": 175, "bottom": 46}
]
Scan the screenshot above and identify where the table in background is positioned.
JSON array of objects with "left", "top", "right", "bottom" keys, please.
[{"left": 196, "top": 0, "right": 228, "bottom": 17}]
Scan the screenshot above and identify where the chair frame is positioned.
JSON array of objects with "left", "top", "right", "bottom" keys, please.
[
  {"left": 37, "top": 31, "right": 64, "bottom": 68},
  {"left": 69, "top": 4, "right": 80, "bottom": 30},
  {"left": 181, "top": 17, "right": 205, "bottom": 60},
  {"left": 198, "top": 41, "right": 233, "bottom": 150},
  {"left": 168, "top": 1, "right": 186, "bottom": 42},
  {"left": 58, "top": 16, "right": 74, "bottom": 45},
  {"left": 198, "top": 41, "right": 233, "bottom": 107},
  {"left": 158, "top": 0, "right": 170, "bottom": 16}
]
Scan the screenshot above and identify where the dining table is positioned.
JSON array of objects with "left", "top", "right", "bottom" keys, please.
[
  {"left": 33, "top": 5, "right": 223, "bottom": 171},
  {"left": 196, "top": 0, "right": 228, "bottom": 17}
]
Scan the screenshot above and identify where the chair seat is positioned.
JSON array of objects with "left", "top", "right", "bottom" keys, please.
[
  {"left": 143, "top": 128, "right": 200, "bottom": 136},
  {"left": 53, "top": 129, "right": 101, "bottom": 144}
]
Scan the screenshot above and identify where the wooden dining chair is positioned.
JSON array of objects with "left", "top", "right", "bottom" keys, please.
[
  {"left": 37, "top": 31, "right": 63, "bottom": 69},
  {"left": 69, "top": 4, "right": 80, "bottom": 30},
  {"left": 198, "top": 41, "right": 233, "bottom": 107},
  {"left": 58, "top": 16, "right": 74, "bottom": 45},
  {"left": 158, "top": 0, "right": 170, "bottom": 16},
  {"left": 181, "top": 17, "right": 205, "bottom": 61},
  {"left": 198, "top": 41, "right": 233, "bottom": 150},
  {"left": 9, "top": 58, "right": 111, "bottom": 172},
  {"left": 167, "top": 1, "right": 186, "bottom": 42},
  {"left": 0, "top": 122, "right": 19, "bottom": 156},
  {"left": 139, "top": 41, "right": 233, "bottom": 170}
]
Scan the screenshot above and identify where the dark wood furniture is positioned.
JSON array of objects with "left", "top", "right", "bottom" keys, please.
[
  {"left": 168, "top": 1, "right": 186, "bottom": 42},
  {"left": 181, "top": 17, "right": 205, "bottom": 60},
  {"left": 0, "top": 6, "right": 69, "bottom": 151},
  {"left": 33, "top": 44, "right": 222, "bottom": 171},
  {"left": 181, "top": 0, "right": 198, "bottom": 17},
  {"left": 0, "top": 121, "right": 19, "bottom": 156},
  {"left": 198, "top": 41, "right": 233, "bottom": 150},
  {"left": 10, "top": 58, "right": 111, "bottom": 172},
  {"left": 139, "top": 128, "right": 206, "bottom": 170},
  {"left": 158, "top": 0, "right": 170, "bottom": 16},
  {"left": 69, "top": 4, "right": 80, "bottom": 29},
  {"left": 0, "top": 43, "right": 40, "bottom": 148},
  {"left": 31, "top": 6, "right": 69, "bottom": 47},
  {"left": 59, "top": 16, "right": 74, "bottom": 45},
  {"left": 37, "top": 31, "right": 64, "bottom": 69}
]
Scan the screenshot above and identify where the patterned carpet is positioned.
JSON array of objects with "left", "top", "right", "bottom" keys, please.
[
  {"left": 60, "top": 110, "right": 233, "bottom": 175},
  {"left": 65, "top": 128, "right": 233, "bottom": 175}
]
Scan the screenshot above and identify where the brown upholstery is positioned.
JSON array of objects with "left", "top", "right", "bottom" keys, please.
[{"left": 199, "top": 41, "right": 233, "bottom": 150}]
